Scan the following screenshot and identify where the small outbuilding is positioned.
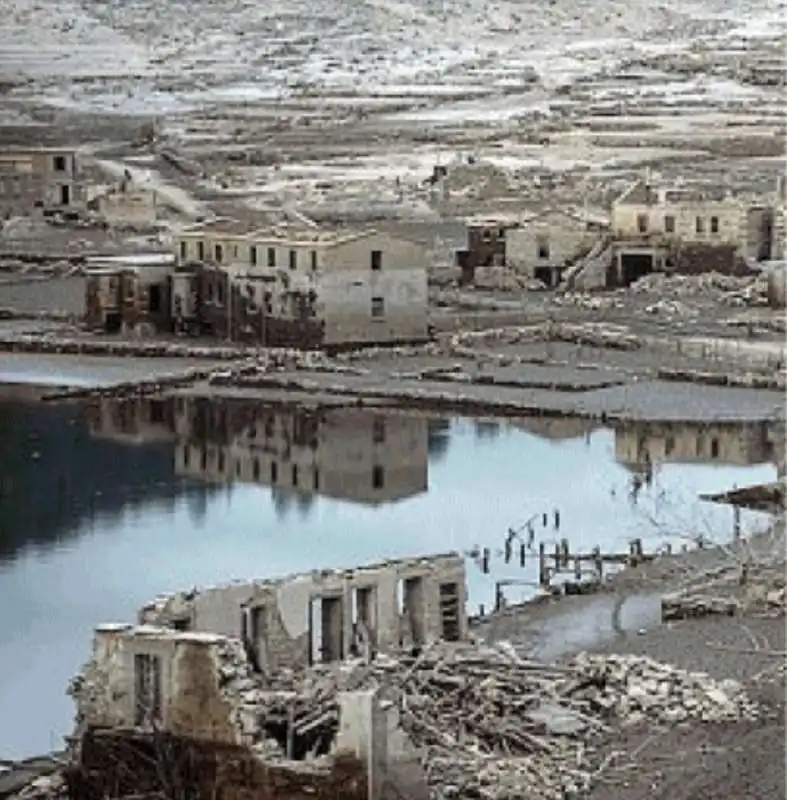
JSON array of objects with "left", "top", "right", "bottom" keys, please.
[{"left": 505, "top": 209, "right": 608, "bottom": 287}]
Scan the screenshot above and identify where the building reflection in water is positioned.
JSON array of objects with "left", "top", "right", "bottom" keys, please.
[
  {"left": 86, "top": 396, "right": 430, "bottom": 506},
  {"left": 613, "top": 419, "right": 782, "bottom": 471}
]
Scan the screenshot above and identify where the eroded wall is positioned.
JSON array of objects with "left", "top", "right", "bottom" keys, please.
[{"left": 71, "top": 625, "right": 239, "bottom": 744}]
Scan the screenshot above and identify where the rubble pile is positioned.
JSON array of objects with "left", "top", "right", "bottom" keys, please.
[
  {"left": 206, "top": 642, "right": 761, "bottom": 800},
  {"left": 564, "top": 653, "right": 759, "bottom": 725},
  {"left": 472, "top": 266, "right": 547, "bottom": 293},
  {"left": 552, "top": 292, "right": 625, "bottom": 311},
  {"left": 452, "top": 322, "right": 641, "bottom": 351},
  {"left": 627, "top": 271, "right": 769, "bottom": 307}
]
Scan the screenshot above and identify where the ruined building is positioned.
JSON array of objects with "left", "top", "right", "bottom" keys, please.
[
  {"left": 83, "top": 255, "right": 176, "bottom": 336},
  {"left": 64, "top": 552, "right": 469, "bottom": 798},
  {"left": 610, "top": 178, "right": 775, "bottom": 285},
  {"left": 0, "top": 146, "right": 84, "bottom": 217},
  {"left": 172, "top": 219, "right": 429, "bottom": 347},
  {"left": 454, "top": 213, "right": 521, "bottom": 285},
  {"left": 67, "top": 625, "right": 396, "bottom": 800},
  {"left": 138, "top": 553, "right": 469, "bottom": 670},
  {"left": 505, "top": 208, "right": 608, "bottom": 288}
]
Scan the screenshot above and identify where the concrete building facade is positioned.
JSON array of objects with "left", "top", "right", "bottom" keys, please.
[
  {"left": 173, "top": 220, "right": 429, "bottom": 347},
  {"left": 0, "top": 147, "right": 83, "bottom": 217}
]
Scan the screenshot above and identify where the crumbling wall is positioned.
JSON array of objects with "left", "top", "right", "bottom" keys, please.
[
  {"left": 69, "top": 625, "right": 239, "bottom": 745},
  {"left": 139, "top": 554, "right": 469, "bottom": 672},
  {"left": 65, "top": 730, "right": 368, "bottom": 800}
]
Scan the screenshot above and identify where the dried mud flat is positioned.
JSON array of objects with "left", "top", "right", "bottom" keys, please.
[{"left": 0, "top": 0, "right": 785, "bottom": 223}]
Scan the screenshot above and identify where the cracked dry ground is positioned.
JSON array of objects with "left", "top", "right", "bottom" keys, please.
[{"left": 588, "top": 614, "right": 786, "bottom": 800}]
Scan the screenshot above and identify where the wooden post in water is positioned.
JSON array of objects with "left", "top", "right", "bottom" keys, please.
[
  {"left": 592, "top": 545, "right": 603, "bottom": 582},
  {"left": 560, "top": 538, "right": 570, "bottom": 568},
  {"left": 538, "top": 542, "right": 548, "bottom": 588}
]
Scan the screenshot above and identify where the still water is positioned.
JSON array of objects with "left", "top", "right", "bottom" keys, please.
[{"left": 0, "top": 396, "right": 777, "bottom": 758}]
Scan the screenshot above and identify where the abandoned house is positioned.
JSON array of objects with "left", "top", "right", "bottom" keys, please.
[
  {"left": 172, "top": 219, "right": 429, "bottom": 347},
  {"left": 66, "top": 624, "right": 404, "bottom": 800},
  {"left": 609, "top": 178, "right": 772, "bottom": 285},
  {"left": 614, "top": 420, "right": 777, "bottom": 470},
  {"left": 138, "top": 553, "right": 468, "bottom": 670},
  {"left": 0, "top": 147, "right": 83, "bottom": 217},
  {"left": 84, "top": 254, "right": 175, "bottom": 335},
  {"left": 505, "top": 208, "right": 608, "bottom": 287},
  {"left": 172, "top": 396, "right": 429, "bottom": 505},
  {"left": 454, "top": 214, "right": 522, "bottom": 285}
]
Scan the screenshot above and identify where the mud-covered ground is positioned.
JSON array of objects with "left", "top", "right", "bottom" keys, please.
[
  {"left": 480, "top": 522, "right": 787, "bottom": 800},
  {"left": 0, "top": 0, "right": 784, "bottom": 230}
]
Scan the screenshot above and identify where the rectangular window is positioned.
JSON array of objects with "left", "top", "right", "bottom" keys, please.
[
  {"left": 53, "top": 155, "right": 66, "bottom": 172},
  {"left": 268, "top": 247, "right": 276, "bottom": 267},
  {"left": 372, "top": 417, "right": 386, "bottom": 444},
  {"left": 214, "top": 243, "right": 223, "bottom": 263},
  {"left": 311, "top": 250, "right": 318, "bottom": 271},
  {"left": 710, "top": 216, "right": 719, "bottom": 234},
  {"left": 370, "top": 250, "right": 382, "bottom": 271},
  {"left": 196, "top": 241, "right": 204, "bottom": 261},
  {"left": 536, "top": 237, "right": 550, "bottom": 260},
  {"left": 664, "top": 215, "right": 675, "bottom": 233},
  {"left": 179, "top": 241, "right": 187, "bottom": 260},
  {"left": 250, "top": 246, "right": 257, "bottom": 266},
  {"left": 372, "top": 465, "right": 384, "bottom": 489},
  {"left": 133, "top": 653, "right": 162, "bottom": 726},
  {"left": 289, "top": 250, "right": 297, "bottom": 270},
  {"left": 696, "top": 217, "right": 705, "bottom": 234},
  {"left": 637, "top": 214, "right": 648, "bottom": 233},
  {"left": 371, "top": 296, "right": 385, "bottom": 318}
]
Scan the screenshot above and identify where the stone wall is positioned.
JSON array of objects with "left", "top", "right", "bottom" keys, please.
[
  {"left": 674, "top": 242, "right": 745, "bottom": 275},
  {"left": 69, "top": 625, "right": 239, "bottom": 744}
]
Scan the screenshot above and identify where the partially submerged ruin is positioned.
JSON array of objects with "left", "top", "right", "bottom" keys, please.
[
  {"left": 67, "top": 625, "right": 395, "bottom": 800},
  {"left": 62, "top": 554, "right": 468, "bottom": 799},
  {"left": 138, "top": 553, "right": 469, "bottom": 669}
]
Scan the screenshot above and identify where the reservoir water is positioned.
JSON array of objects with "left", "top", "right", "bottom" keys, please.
[{"left": 0, "top": 395, "right": 777, "bottom": 758}]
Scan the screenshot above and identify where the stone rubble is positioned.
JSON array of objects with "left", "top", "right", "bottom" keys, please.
[{"left": 140, "top": 639, "right": 762, "bottom": 800}]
